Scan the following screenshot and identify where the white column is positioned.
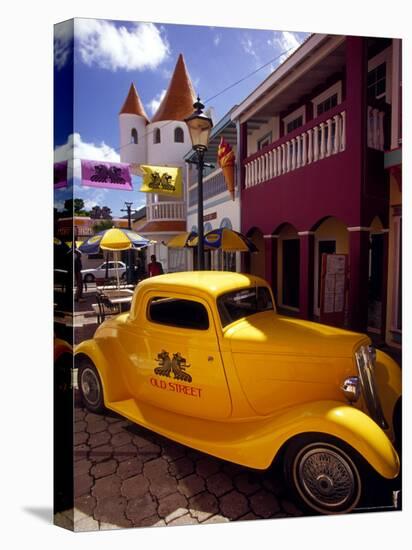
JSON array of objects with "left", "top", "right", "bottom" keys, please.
[
  {"left": 267, "top": 151, "right": 272, "bottom": 179},
  {"left": 286, "top": 141, "right": 291, "bottom": 172},
  {"left": 277, "top": 147, "right": 282, "bottom": 176},
  {"left": 302, "top": 132, "right": 307, "bottom": 166},
  {"left": 367, "top": 106, "right": 373, "bottom": 147},
  {"left": 245, "top": 163, "right": 249, "bottom": 187},
  {"left": 272, "top": 149, "right": 277, "bottom": 177},
  {"left": 340, "top": 111, "right": 346, "bottom": 151},
  {"left": 319, "top": 122, "right": 326, "bottom": 159},
  {"left": 313, "top": 126, "right": 319, "bottom": 161},
  {"left": 378, "top": 111, "right": 385, "bottom": 150},
  {"left": 281, "top": 144, "right": 286, "bottom": 174},
  {"left": 333, "top": 114, "right": 341, "bottom": 153},
  {"left": 296, "top": 135, "right": 301, "bottom": 168},
  {"left": 326, "top": 118, "right": 333, "bottom": 156},
  {"left": 264, "top": 153, "right": 269, "bottom": 180},
  {"left": 291, "top": 138, "right": 296, "bottom": 170},
  {"left": 307, "top": 129, "right": 312, "bottom": 163},
  {"left": 372, "top": 108, "right": 379, "bottom": 149}
]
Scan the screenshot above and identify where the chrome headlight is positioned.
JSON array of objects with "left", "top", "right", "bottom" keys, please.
[
  {"left": 341, "top": 376, "right": 361, "bottom": 403},
  {"left": 355, "top": 345, "right": 387, "bottom": 429}
]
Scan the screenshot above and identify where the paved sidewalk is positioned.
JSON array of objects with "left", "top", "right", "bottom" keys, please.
[{"left": 54, "top": 400, "right": 304, "bottom": 531}]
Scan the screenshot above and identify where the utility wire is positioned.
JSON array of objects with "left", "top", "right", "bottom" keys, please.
[{"left": 64, "top": 44, "right": 297, "bottom": 160}]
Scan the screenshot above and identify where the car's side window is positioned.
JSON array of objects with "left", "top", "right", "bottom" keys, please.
[{"left": 148, "top": 297, "right": 209, "bottom": 330}]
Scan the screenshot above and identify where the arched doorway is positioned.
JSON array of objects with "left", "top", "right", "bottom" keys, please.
[
  {"left": 313, "top": 217, "right": 349, "bottom": 318},
  {"left": 276, "top": 224, "right": 300, "bottom": 311},
  {"left": 247, "top": 228, "right": 265, "bottom": 279}
]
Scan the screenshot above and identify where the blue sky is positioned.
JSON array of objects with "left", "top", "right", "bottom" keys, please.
[{"left": 54, "top": 18, "right": 309, "bottom": 217}]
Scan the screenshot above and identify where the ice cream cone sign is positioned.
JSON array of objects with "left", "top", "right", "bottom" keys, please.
[{"left": 217, "top": 137, "right": 235, "bottom": 200}]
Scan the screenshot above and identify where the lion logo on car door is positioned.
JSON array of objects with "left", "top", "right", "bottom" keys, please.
[{"left": 154, "top": 350, "right": 192, "bottom": 383}]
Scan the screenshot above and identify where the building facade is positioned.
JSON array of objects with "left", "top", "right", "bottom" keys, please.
[
  {"left": 384, "top": 39, "right": 402, "bottom": 349},
  {"left": 232, "top": 34, "right": 398, "bottom": 340},
  {"left": 119, "top": 54, "right": 196, "bottom": 273}
]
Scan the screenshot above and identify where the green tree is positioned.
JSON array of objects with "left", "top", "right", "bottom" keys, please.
[{"left": 92, "top": 220, "right": 113, "bottom": 233}]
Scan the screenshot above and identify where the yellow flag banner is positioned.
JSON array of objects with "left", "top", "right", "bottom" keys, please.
[{"left": 140, "top": 165, "right": 183, "bottom": 197}]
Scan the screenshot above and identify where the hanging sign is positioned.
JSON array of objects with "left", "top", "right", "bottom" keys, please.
[
  {"left": 54, "top": 161, "right": 68, "bottom": 189},
  {"left": 320, "top": 254, "right": 348, "bottom": 327},
  {"left": 81, "top": 160, "right": 133, "bottom": 191},
  {"left": 217, "top": 137, "right": 236, "bottom": 200},
  {"left": 140, "top": 165, "right": 182, "bottom": 197}
]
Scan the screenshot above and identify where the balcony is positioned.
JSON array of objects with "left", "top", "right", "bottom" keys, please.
[
  {"left": 243, "top": 101, "right": 388, "bottom": 189},
  {"left": 147, "top": 201, "right": 186, "bottom": 221},
  {"left": 244, "top": 103, "right": 347, "bottom": 189},
  {"left": 367, "top": 104, "right": 389, "bottom": 151}
]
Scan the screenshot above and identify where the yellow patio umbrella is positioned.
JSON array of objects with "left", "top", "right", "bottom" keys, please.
[
  {"left": 190, "top": 228, "right": 258, "bottom": 252},
  {"left": 65, "top": 241, "right": 83, "bottom": 249},
  {"left": 167, "top": 231, "right": 198, "bottom": 248},
  {"left": 79, "top": 227, "right": 150, "bottom": 287}
]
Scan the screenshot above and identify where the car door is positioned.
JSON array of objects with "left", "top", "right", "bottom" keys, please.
[
  {"left": 119, "top": 291, "right": 232, "bottom": 419},
  {"left": 97, "top": 262, "right": 108, "bottom": 279}
]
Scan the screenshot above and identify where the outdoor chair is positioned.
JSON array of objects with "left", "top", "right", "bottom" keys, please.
[{"left": 94, "top": 292, "right": 121, "bottom": 324}]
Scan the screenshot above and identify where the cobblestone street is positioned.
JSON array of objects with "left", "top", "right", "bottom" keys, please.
[{"left": 55, "top": 397, "right": 304, "bottom": 531}]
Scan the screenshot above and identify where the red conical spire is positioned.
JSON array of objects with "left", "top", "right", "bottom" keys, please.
[
  {"left": 119, "top": 83, "right": 149, "bottom": 122},
  {"left": 151, "top": 54, "right": 196, "bottom": 123}
]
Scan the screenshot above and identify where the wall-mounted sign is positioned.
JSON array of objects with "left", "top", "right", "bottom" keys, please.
[
  {"left": 320, "top": 254, "right": 348, "bottom": 327},
  {"left": 204, "top": 212, "right": 217, "bottom": 222},
  {"left": 140, "top": 165, "right": 182, "bottom": 197},
  {"left": 54, "top": 161, "right": 68, "bottom": 189},
  {"left": 81, "top": 160, "right": 133, "bottom": 191}
]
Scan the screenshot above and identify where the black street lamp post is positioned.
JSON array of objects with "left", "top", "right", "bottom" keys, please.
[
  {"left": 184, "top": 97, "right": 213, "bottom": 270},
  {"left": 120, "top": 201, "right": 138, "bottom": 283}
]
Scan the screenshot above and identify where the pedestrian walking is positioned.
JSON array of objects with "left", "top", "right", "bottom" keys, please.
[
  {"left": 148, "top": 254, "right": 164, "bottom": 277},
  {"left": 74, "top": 249, "right": 85, "bottom": 301}
]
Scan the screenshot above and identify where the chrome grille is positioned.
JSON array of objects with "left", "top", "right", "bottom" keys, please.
[{"left": 355, "top": 345, "right": 388, "bottom": 429}]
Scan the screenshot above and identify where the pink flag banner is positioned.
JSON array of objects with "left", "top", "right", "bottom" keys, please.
[
  {"left": 54, "top": 161, "right": 68, "bottom": 189},
  {"left": 81, "top": 159, "right": 133, "bottom": 191}
]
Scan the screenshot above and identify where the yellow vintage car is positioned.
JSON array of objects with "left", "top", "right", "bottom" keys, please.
[{"left": 75, "top": 272, "right": 401, "bottom": 515}]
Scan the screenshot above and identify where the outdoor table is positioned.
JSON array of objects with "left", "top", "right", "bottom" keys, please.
[{"left": 101, "top": 289, "right": 134, "bottom": 311}]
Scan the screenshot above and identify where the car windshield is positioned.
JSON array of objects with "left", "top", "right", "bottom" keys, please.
[{"left": 217, "top": 286, "right": 274, "bottom": 327}]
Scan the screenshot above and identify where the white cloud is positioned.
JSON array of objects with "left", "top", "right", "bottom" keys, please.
[
  {"left": 54, "top": 20, "right": 74, "bottom": 70},
  {"left": 241, "top": 36, "right": 261, "bottom": 67},
  {"left": 82, "top": 191, "right": 110, "bottom": 211},
  {"left": 74, "top": 19, "right": 170, "bottom": 71},
  {"left": 54, "top": 133, "right": 120, "bottom": 179},
  {"left": 213, "top": 34, "right": 221, "bottom": 47},
  {"left": 268, "top": 31, "right": 307, "bottom": 64},
  {"left": 147, "top": 89, "right": 167, "bottom": 115}
]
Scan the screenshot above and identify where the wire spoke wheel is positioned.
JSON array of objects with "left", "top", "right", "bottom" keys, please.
[
  {"left": 285, "top": 438, "right": 362, "bottom": 514},
  {"left": 78, "top": 364, "right": 104, "bottom": 412}
]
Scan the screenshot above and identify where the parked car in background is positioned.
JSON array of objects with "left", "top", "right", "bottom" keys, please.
[
  {"left": 81, "top": 261, "right": 127, "bottom": 283},
  {"left": 75, "top": 271, "right": 401, "bottom": 515}
]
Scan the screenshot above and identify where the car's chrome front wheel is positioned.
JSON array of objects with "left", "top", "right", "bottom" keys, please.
[
  {"left": 284, "top": 436, "right": 362, "bottom": 515},
  {"left": 78, "top": 362, "right": 105, "bottom": 413}
]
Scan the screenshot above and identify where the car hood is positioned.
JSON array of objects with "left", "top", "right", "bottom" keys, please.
[{"left": 225, "top": 311, "right": 368, "bottom": 358}]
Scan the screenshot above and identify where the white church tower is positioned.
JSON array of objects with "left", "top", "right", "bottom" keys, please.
[
  {"left": 119, "top": 54, "right": 196, "bottom": 273},
  {"left": 119, "top": 83, "right": 149, "bottom": 171}
]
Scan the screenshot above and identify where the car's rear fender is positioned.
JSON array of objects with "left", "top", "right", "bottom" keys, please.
[{"left": 75, "top": 339, "right": 130, "bottom": 404}]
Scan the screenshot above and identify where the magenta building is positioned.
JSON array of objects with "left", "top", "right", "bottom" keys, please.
[{"left": 232, "top": 34, "right": 401, "bottom": 341}]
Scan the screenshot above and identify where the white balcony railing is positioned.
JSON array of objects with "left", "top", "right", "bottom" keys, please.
[
  {"left": 245, "top": 109, "right": 346, "bottom": 189},
  {"left": 367, "top": 106, "right": 385, "bottom": 151},
  {"left": 148, "top": 201, "right": 186, "bottom": 221}
]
